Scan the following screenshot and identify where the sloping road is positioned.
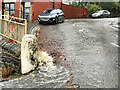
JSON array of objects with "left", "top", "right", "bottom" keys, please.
[
  {"left": 37, "top": 18, "right": 119, "bottom": 88},
  {"left": 0, "top": 18, "right": 119, "bottom": 88}
]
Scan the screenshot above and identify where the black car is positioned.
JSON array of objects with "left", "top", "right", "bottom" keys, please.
[{"left": 38, "top": 9, "right": 65, "bottom": 24}]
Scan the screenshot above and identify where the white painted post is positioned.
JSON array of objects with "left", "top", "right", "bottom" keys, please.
[
  {"left": 0, "top": 11, "right": 2, "bottom": 19},
  {"left": 21, "top": 34, "right": 38, "bottom": 74},
  {"left": 0, "top": 11, "right": 2, "bottom": 34}
]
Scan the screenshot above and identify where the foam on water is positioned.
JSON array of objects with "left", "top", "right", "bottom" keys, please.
[{"left": 34, "top": 51, "right": 70, "bottom": 87}]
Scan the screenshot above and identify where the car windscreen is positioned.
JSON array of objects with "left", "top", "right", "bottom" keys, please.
[
  {"left": 43, "top": 9, "right": 53, "bottom": 14},
  {"left": 95, "top": 11, "right": 102, "bottom": 13},
  {"left": 95, "top": 11, "right": 99, "bottom": 13},
  {"left": 50, "top": 10, "right": 57, "bottom": 14}
]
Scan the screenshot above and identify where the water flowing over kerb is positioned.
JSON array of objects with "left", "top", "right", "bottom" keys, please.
[
  {"left": 0, "top": 33, "right": 70, "bottom": 84},
  {"left": 21, "top": 34, "right": 56, "bottom": 74},
  {"left": 21, "top": 34, "right": 70, "bottom": 76},
  {"left": 0, "top": 64, "right": 70, "bottom": 88},
  {"left": 21, "top": 42, "right": 70, "bottom": 87},
  {"left": 35, "top": 51, "right": 70, "bottom": 88},
  {"left": 0, "top": 34, "right": 70, "bottom": 87}
]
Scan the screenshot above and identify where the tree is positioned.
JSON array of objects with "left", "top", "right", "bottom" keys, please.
[{"left": 84, "top": 4, "right": 102, "bottom": 17}]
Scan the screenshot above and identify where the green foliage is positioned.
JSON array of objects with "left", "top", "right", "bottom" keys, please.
[
  {"left": 85, "top": 4, "right": 102, "bottom": 16},
  {"left": 14, "top": 69, "right": 22, "bottom": 77},
  {"left": 114, "top": 2, "right": 120, "bottom": 11}
]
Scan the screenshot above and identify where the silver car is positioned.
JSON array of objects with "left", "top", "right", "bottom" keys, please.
[
  {"left": 92, "top": 10, "right": 110, "bottom": 18},
  {"left": 38, "top": 9, "right": 65, "bottom": 24}
]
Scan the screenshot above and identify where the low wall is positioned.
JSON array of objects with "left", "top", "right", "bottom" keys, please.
[{"left": 0, "top": 36, "right": 21, "bottom": 78}]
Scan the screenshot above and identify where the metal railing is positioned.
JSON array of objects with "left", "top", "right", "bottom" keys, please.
[{"left": 0, "top": 12, "right": 27, "bottom": 43}]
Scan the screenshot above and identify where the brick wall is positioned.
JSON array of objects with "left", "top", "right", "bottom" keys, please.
[
  {"left": 31, "top": 2, "right": 53, "bottom": 22},
  {"left": 15, "top": 0, "right": 20, "bottom": 17},
  {"left": 31, "top": 2, "right": 87, "bottom": 22},
  {"left": 62, "top": 4, "right": 87, "bottom": 19},
  {"left": 54, "top": 2, "right": 62, "bottom": 9}
]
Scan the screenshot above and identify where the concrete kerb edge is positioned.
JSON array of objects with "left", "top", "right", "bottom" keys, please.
[{"left": 29, "top": 20, "right": 40, "bottom": 35}]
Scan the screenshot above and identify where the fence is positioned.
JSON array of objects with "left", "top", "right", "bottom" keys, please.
[{"left": 0, "top": 11, "right": 27, "bottom": 43}]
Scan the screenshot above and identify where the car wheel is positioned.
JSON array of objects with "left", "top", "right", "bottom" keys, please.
[
  {"left": 39, "top": 22, "right": 41, "bottom": 24},
  {"left": 100, "top": 15, "right": 104, "bottom": 18},
  {"left": 54, "top": 17, "right": 58, "bottom": 24}
]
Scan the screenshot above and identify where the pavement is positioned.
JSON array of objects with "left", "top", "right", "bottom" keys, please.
[{"left": 0, "top": 18, "right": 119, "bottom": 89}]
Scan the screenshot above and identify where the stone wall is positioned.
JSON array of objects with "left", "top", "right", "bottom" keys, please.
[{"left": 0, "top": 36, "right": 21, "bottom": 78}]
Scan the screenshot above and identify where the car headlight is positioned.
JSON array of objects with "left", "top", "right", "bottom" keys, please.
[
  {"left": 38, "top": 17, "right": 41, "bottom": 20},
  {"left": 52, "top": 18, "right": 55, "bottom": 21},
  {"left": 50, "top": 18, "right": 55, "bottom": 21}
]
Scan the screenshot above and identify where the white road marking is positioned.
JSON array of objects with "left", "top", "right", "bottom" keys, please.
[
  {"left": 73, "top": 23, "right": 76, "bottom": 26},
  {"left": 111, "top": 43, "right": 120, "bottom": 48},
  {"left": 79, "top": 29, "right": 84, "bottom": 32}
]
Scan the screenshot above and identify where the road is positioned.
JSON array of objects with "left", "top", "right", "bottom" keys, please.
[
  {"left": 36, "top": 18, "right": 119, "bottom": 88},
  {"left": 0, "top": 18, "right": 119, "bottom": 88}
]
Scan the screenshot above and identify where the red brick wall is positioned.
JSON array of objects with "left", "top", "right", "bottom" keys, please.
[
  {"left": 62, "top": 4, "right": 87, "bottom": 19},
  {"left": 31, "top": 2, "right": 87, "bottom": 22},
  {"left": 15, "top": 0, "right": 20, "bottom": 17},
  {"left": 54, "top": 2, "right": 62, "bottom": 9},
  {"left": 31, "top": 2, "right": 53, "bottom": 22}
]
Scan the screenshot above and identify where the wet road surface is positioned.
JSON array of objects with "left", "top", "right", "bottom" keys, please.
[
  {"left": 36, "top": 18, "right": 119, "bottom": 88},
  {"left": 0, "top": 18, "right": 119, "bottom": 88}
]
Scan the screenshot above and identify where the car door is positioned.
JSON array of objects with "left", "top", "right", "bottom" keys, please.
[
  {"left": 57, "top": 9, "right": 64, "bottom": 22},
  {"left": 103, "top": 11, "right": 109, "bottom": 17}
]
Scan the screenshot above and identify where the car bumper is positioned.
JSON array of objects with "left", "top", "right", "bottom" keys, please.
[
  {"left": 92, "top": 15, "right": 99, "bottom": 17},
  {"left": 38, "top": 18, "right": 55, "bottom": 24}
]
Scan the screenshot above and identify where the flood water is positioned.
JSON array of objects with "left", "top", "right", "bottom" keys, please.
[{"left": 0, "top": 49, "right": 70, "bottom": 88}]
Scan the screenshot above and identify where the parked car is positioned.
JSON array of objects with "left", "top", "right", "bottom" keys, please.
[
  {"left": 38, "top": 9, "right": 65, "bottom": 24},
  {"left": 92, "top": 10, "right": 110, "bottom": 18}
]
